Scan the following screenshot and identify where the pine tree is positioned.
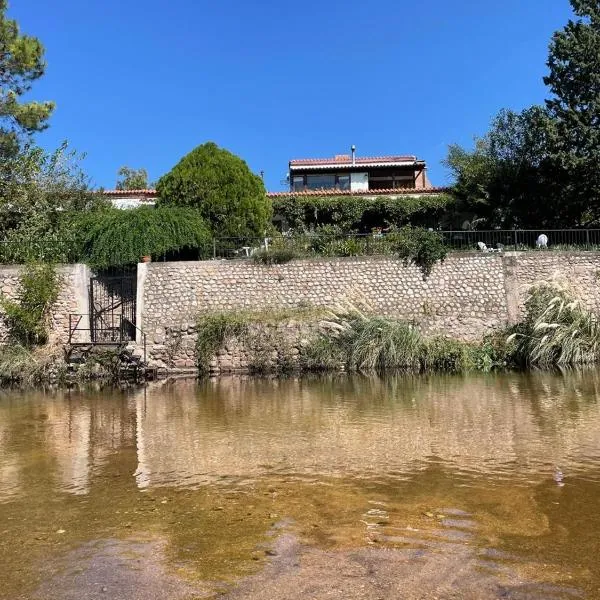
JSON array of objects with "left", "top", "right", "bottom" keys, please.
[{"left": 0, "top": 1, "right": 54, "bottom": 154}]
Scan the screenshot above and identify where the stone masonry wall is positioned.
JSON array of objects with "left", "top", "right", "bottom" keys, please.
[
  {"left": 140, "top": 252, "right": 600, "bottom": 372},
  {"left": 0, "top": 264, "right": 89, "bottom": 345}
]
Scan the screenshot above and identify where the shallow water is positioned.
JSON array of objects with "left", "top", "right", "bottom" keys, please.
[{"left": 1, "top": 372, "right": 600, "bottom": 598}]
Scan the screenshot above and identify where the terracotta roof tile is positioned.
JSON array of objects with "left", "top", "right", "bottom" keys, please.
[
  {"left": 290, "top": 155, "right": 419, "bottom": 166},
  {"left": 102, "top": 189, "right": 158, "bottom": 196}
]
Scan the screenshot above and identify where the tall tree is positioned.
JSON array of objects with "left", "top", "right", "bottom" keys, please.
[
  {"left": 116, "top": 166, "right": 149, "bottom": 190},
  {"left": 156, "top": 142, "right": 272, "bottom": 239},
  {"left": 544, "top": 0, "right": 600, "bottom": 224},
  {"left": 0, "top": 1, "right": 54, "bottom": 154},
  {"left": 445, "top": 108, "right": 564, "bottom": 228}
]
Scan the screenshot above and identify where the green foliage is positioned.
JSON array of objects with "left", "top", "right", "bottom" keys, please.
[
  {"left": 445, "top": 108, "right": 564, "bottom": 229},
  {"left": 156, "top": 142, "right": 272, "bottom": 239},
  {"left": 0, "top": 142, "right": 108, "bottom": 263},
  {"left": 116, "top": 166, "right": 149, "bottom": 190},
  {"left": 506, "top": 285, "right": 600, "bottom": 367},
  {"left": 77, "top": 206, "right": 212, "bottom": 268},
  {"left": 303, "top": 309, "right": 471, "bottom": 374},
  {"left": 253, "top": 247, "right": 297, "bottom": 265},
  {"left": 0, "top": 0, "right": 54, "bottom": 152},
  {"left": 0, "top": 262, "right": 60, "bottom": 347},
  {"left": 272, "top": 193, "right": 455, "bottom": 233},
  {"left": 420, "top": 337, "right": 476, "bottom": 373},
  {"left": 446, "top": 1, "right": 600, "bottom": 228},
  {"left": 542, "top": 0, "right": 600, "bottom": 226},
  {"left": 391, "top": 226, "right": 447, "bottom": 277},
  {"left": 195, "top": 313, "right": 249, "bottom": 371},
  {"left": 339, "top": 316, "right": 422, "bottom": 371},
  {"left": 0, "top": 343, "right": 63, "bottom": 385}
]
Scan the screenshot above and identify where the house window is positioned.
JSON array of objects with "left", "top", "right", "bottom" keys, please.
[
  {"left": 336, "top": 174, "right": 350, "bottom": 190},
  {"left": 306, "top": 174, "right": 336, "bottom": 190},
  {"left": 292, "top": 176, "right": 305, "bottom": 192}
]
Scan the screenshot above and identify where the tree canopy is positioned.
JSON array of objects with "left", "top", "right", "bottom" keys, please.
[
  {"left": 116, "top": 166, "right": 149, "bottom": 190},
  {"left": 156, "top": 142, "right": 272, "bottom": 239},
  {"left": 0, "top": 1, "right": 54, "bottom": 154},
  {"left": 76, "top": 207, "right": 212, "bottom": 268},
  {"left": 447, "top": 0, "right": 600, "bottom": 228},
  {"left": 0, "top": 143, "right": 108, "bottom": 263}
]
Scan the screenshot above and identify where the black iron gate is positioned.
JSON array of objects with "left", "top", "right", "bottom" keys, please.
[{"left": 89, "top": 272, "right": 137, "bottom": 343}]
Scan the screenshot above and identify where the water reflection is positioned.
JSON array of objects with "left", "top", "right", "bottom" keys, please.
[
  {"left": 134, "top": 373, "right": 600, "bottom": 489},
  {"left": 1, "top": 372, "right": 600, "bottom": 500},
  {"left": 1, "top": 372, "right": 600, "bottom": 598}
]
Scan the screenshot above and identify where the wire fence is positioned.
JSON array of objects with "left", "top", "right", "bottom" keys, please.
[{"left": 2, "top": 229, "right": 600, "bottom": 264}]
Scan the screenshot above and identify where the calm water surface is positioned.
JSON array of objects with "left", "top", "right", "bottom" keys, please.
[{"left": 1, "top": 372, "right": 600, "bottom": 598}]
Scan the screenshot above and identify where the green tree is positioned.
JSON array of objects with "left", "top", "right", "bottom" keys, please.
[
  {"left": 445, "top": 0, "right": 600, "bottom": 228},
  {"left": 0, "top": 0, "right": 54, "bottom": 154},
  {"left": 116, "top": 166, "right": 149, "bottom": 190},
  {"left": 445, "top": 108, "right": 564, "bottom": 228},
  {"left": 77, "top": 206, "right": 212, "bottom": 268},
  {"left": 543, "top": 0, "right": 600, "bottom": 224},
  {"left": 156, "top": 142, "right": 272, "bottom": 239},
  {"left": 0, "top": 143, "right": 109, "bottom": 262}
]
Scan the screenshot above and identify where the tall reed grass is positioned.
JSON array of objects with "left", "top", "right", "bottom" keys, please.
[{"left": 507, "top": 285, "right": 600, "bottom": 367}]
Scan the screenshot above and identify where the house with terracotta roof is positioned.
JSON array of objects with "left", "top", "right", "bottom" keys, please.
[
  {"left": 274, "top": 147, "right": 442, "bottom": 197},
  {"left": 102, "top": 189, "right": 157, "bottom": 209},
  {"left": 101, "top": 147, "right": 446, "bottom": 207}
]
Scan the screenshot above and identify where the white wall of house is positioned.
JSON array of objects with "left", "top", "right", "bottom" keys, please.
[
  {"left": 350, "top": 172, "right": 369, "bottom": 192},
  {"left": 110, "top": 198, "right": 156, "bottom": 209}
]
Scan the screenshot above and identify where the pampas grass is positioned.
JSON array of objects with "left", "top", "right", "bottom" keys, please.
[{"left": 507, "top": 285, "right": 600, "bottom": 367}]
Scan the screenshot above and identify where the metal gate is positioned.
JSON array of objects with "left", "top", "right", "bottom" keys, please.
[{"left": 89, "top": 273, "right": 137, "bottom": 343}]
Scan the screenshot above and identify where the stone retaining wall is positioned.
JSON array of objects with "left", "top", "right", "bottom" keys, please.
[
  {"left": 4, "top": 253, "right": 600, "bottom": 374},
  {"left": 139, "top": 252, "right": 600, "bottom": 372},
  {"left": 0, "top": 264, "right": 89, "bottom": 345}
]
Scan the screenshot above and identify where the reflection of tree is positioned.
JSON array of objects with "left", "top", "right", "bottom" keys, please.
[
  {"left": 133, "top": 372, "right": 600, "bottom": 489},
  {"left": 1, "top": 371, "right": 600, "bottom": 503}
]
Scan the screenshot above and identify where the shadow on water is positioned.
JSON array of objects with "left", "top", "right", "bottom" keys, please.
[{"left": 1, "top": 370, "right": 600, "bottom": 598}]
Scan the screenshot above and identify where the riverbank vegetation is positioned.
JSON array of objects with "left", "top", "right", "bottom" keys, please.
[{"left": 194, "top": 285, "right": 600, "bottom": 376}]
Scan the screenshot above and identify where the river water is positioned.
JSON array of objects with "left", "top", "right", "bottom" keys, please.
[{"left": 1, "top": 372, "right": 600, "bottom": 599}]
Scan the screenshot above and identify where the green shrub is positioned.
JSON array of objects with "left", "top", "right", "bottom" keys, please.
[
  {"left": 77, "top": 206, "right": 212, "bottom": 268},
  {"left": 420, "top": 337, "right": 476, "bottom": 372},
  {"left": 299, "top": 335, "right": 345, "bottom": 372},
  {"left": 0, "top": 263, "right": 60, "bottom": 347},
  {"left": 195, "top": 313, "right": 249, "bottom": 371},
  {"left": 0, "top": 344, "right": 64, "bottom": 385},
  {"left": 340, "top": 316, "right": 422, "bottom": 371},
  {"left": 272, "top": 193, "right": 455, "bottom": 233},
  {"left": 253, "top": 248, "right": 297, "bottom": 265},
  {"left": 391, "top": 226, "right": 448, "bottom": 277},
  {"left": 156, "top": 142, "right": 272, "bottom": 239},
  {"left": 320, "top": 237, "right": 364, "bottom": 257}
]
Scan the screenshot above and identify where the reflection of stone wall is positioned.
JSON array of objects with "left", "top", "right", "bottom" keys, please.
[
  {"left": 1, "top": 374, "right": 599, "bottom": 502},
  {"left": 133, "top": 374, "right": 600, "bottom": 488},
  {"left": 140, "top": 252, "right": 600, "bottom": 371},
  {"left": 0, "top": 264, "right": 90, "bottom": 345}
]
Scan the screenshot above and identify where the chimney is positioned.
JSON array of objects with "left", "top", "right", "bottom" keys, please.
[{"left": 351, "top": 144, "right": 356, "bottom": 166}]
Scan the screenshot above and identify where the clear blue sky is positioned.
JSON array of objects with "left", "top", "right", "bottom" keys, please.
[{"left": 13, "top": 0, "right": 573, "bottom": 191}]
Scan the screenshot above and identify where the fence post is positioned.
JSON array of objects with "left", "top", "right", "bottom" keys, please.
[
  {"left": 513, "top": 230, "right": 518, "bottom": 250},
  {"left": 586, "top": 229, "right": 590, "bottom": 249},
  {"left": 366, "top": 235, "right": 370, "bottom": 255},
  {"left": 212, "top": 239, "right": 217, "bottom": 259}
]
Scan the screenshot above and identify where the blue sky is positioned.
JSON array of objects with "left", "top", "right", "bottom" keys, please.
[{"left": 13, "top": 0, "right": 573, "bottom": 191}]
